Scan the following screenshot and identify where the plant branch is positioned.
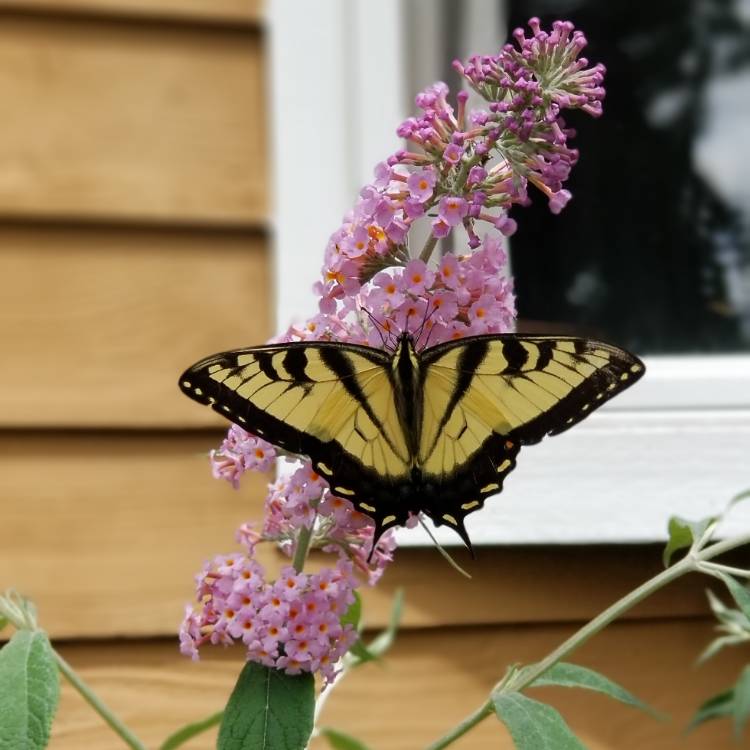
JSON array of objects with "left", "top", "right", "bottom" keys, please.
[
  {"left": 292, "top": 523, "right": 314, "bottom": 573},
  {"left": 425, "top": 530, "right": 750, "bottom": 749},
  {"left": 418, "top": 235, "right": 439, "bottom": 264},
  {"left": 54, "top": 651, "right": 148, "bottom": 750}
]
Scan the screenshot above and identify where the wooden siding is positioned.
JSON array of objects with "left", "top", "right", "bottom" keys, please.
[
  {"left": 51, "top": 622, "right": 741, "bottom": 749},
  {"left": 0, "top": 3, "right": 746, "bottom": 749},
  {"left": 0, "top": 14, "right": 266, "bottom": 223},
  {"left": 0, "top": 1, "right": 262, "bottom": 25},
  {"left": 0, "top": 226, "right": 270, "bottom": 428}
]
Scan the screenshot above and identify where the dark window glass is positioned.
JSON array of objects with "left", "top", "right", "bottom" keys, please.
[{"left": 506, "top": 0, "right": 750, "bottom": 353}]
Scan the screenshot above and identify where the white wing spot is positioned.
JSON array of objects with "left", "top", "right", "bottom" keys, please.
[
  {"left": 360, "top": 502, "right": 376, "bottom": 513},
  {"left": 461, "top": 501, "right": 480, "bottom": 511},
  {"left": 182, "top": 380, "right": 191, "bottom": 388},
  {"left": 442, "top": 513, "right": 458, "bottom": 525},
  {"left": 334, "top": 486, "right": 355, "bottom": 496},
  {"left": 481, "top": 483, "right": 499, "bottom": 493},
  {"left": 620, "top": 372, "right": 629, "bottom": 381},
  {"left": 382, "top": 514, "right": 397, "bottom": 525},
  {"left": 497, "top": 459, "right": 512, "bottom": 473},
  {"left": 317, "top": 463, "right": 333, "bottom": 476}
]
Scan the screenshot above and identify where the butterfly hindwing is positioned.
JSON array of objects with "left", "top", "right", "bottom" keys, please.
[{"left": 179, "top": 342, "right": 412, "bottom": 525}]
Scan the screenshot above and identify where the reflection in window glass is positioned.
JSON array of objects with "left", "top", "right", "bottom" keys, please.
[{"left": 505, "top": 0, "right": 750, "bottom": 353}]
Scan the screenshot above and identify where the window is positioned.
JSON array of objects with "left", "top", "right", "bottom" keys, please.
[{"left": 268, "top": 0, "right": 750, "bottom": 545}]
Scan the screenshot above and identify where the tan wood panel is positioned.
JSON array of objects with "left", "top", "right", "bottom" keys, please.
[
  {"left": 0, "top": 433, "right": 729, "bottom": 639},
  {"left": 0, "top": 226, "right": 271, "bottom": 427},
  {"left": 50, "top": 621, "right": 743, "bottom": 749},
  {"left": 0, "top": 432, "right": 273, "bottom": 638},
  {"left": 0, "top": 16, "right": 266, "bottom": 224},
  {"left": 0, "top": 0, "right": 262, "bottom": 24}
]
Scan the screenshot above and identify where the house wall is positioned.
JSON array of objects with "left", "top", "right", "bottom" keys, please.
[{"left": 0, "top": 3, "right": 744, "bottom": 748}]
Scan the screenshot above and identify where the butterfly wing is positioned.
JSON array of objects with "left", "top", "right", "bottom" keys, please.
[
  {"left": 418, "top": 335, "right": 644, "bottom": 538},
  {"left": 179, "top": 342, "right": 412, "bottom": 528}
]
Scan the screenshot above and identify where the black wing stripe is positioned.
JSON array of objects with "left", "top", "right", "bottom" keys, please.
[
  {"left": 255, "top": 351, "right": 278, "bottom": 383},
  {"left": 535, "top": 340, "right": 554, "bottom": 371},
  {"left": 317, "top": 347, "right": 406, "bottom": 460},
  {"left": 501, "top": 338, "right": 528, "bottom": 373},
  {"left": 283, "top": 347, "right": 314, "bottom": 383},
  {"left": 422, "top": 339, "right": 490, "bottom": 461}
]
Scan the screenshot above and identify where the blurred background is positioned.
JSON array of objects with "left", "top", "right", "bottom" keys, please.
[{"left": 0, "top": 0, "right": 748, "bottom": 747}]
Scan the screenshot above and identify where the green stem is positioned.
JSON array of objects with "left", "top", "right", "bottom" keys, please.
[
  {"left": 418, "top": 235, "right": 439, "bottom": 264},
  {"left": 699, "top": 561, "right": 750, "bottom": 579},
  {"left": 292, "top": 523, "right": 314, "bottom": 573},
  {"left": 54, "top": 651, "right": 148, "bottom": 750},
  {"left": 418, "top": 152, "right": 483, "bottom": 265},
  {"left": 425, "top": 531, "right": 750, "bottom": 749}
]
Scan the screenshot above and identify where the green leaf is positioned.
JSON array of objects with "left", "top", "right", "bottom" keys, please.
[
  {"left": 319, "top": 727, "right": 373, "bottom": 750},
  {"left": 347, "top": 639, "right": 380, "bottom": 665},
  {"left": 341, "top": 591, "right": 362, "bottom": 632},
  {"left": 706, "top": 589, "right": 750, "bottom": 629},
  {"left": 159, "top": 711, "right": 223, "bottom": 750},
  {"left": 687, "top": 689, "right": 735, "bottom": 733},
  {"left": 530, "top": 662, "right": 661, "bottom": 718},
  {"left": 733, "top": 665, "right": 750, "bottom": 739},
  {"left": 492, "top": 693, "right": 586, "bottom": 749},
  {"left": 714, "top": 573, "right": 750, "bottom": 620},
  {"left": 0, "top": 630, "right": 60, "bottom": 750},
  {"left": 696, "top": 635, "right": 747, "bottom": 666},
  {"left": 663, "top": 516, "right": 713, "bottom": 567},
  {"left": 0, "top": 615, "right": 8, "bottom": 632},
  {"left": 346, "top": 589, "right": 404, "bottom": 669},
  {"left": 217, "top": 662, "right": 314, "bottom": 750},
  {"left": 728, "top": 489, "right": 750, "bottom": 509},
  {"left": 364, "top": 589, "right": 403, "bottom": 659}
]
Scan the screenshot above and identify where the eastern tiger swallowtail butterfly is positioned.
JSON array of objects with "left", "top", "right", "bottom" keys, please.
[{"left": 179, "top": 333, "right": 644, "bottom": 548}]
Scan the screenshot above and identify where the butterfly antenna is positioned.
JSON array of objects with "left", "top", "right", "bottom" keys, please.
[
  {"left": 360, "top": 306, "right": 388, "bottom": 349},
  {"left": 416, "top": 299, "right": 442, "bottom": 349}
]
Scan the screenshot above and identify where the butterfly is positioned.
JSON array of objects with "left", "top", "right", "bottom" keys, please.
[{"left": 179, "top": 332, "right": 644, "bottom": 549}]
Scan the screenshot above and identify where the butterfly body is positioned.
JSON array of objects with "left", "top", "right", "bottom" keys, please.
[{"left": 179, "top": 332, "right": 644, "bottom": 546}]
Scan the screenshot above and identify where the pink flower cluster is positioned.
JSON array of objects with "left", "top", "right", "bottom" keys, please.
[
  {"left": 180, "top": 547, "right": 358, "bottom": 684},
  {"left": 210, "top": 425, "right": 277, "bottom": 488},
  {"left": 264, "top": 462, "right": 398, "bottom": 586},
  {"left": 187, "top": 17, "right": 605, "bottom": 686},
  {"left": 316, "top": 17, "right": 605, "bottom": 313},
  {"left": 318, "top": 234, "right": 514, "bottom": 349}
]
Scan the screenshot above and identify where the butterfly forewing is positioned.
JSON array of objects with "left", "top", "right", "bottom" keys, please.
[
  {"left": 179, "top": 342, "right": 414, "bottom": 524},
  {"left": 414, "top": 335, "right": 644, "bottom": 534}
]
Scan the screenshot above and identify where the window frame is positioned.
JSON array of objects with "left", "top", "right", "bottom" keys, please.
[{"left": 267, "top": 0, "right": 750, "bottom": 546}]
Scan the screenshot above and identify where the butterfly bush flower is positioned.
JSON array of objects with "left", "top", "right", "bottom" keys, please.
[
  {"left": 183, "top": 17, "right": 605, "bottom": 685},
  {"left": 317, "top": 17, "right": 604, "bottom": 309}
]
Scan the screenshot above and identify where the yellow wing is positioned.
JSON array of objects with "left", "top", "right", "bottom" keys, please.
[
  {"left": 419, "top": 335, "right": 643, "bottom": 475},
  {"left": 179, "top": 342, "right": 410, "bottom": 498},
  {"left": 413, "top": 335, "right": 644, "bottom": 538},
  {"left": 180, "top": 342, "right": 408, "bottom": 482}
]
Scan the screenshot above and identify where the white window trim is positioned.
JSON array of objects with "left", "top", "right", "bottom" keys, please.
[{"left": 267, "top": 1, "right": 750, "bottom": 546}]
